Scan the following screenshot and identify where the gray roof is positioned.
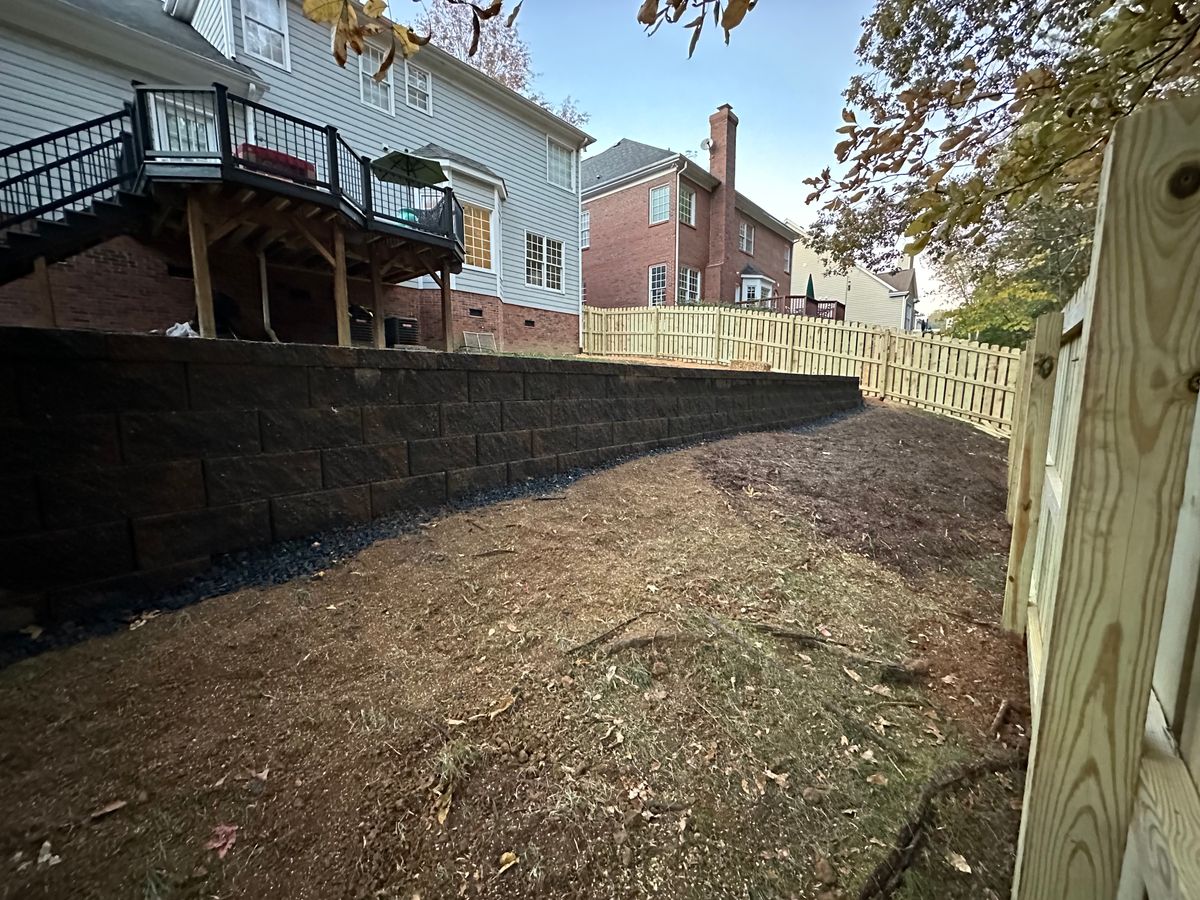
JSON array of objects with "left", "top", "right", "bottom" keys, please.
[
  {"left": 879, "top": 268, "right": 917, "bottom": 294},
  {"left": 582, "top": 139, "right": 677, "bottom": 190},
  {"left": 62, "top": 0, "right": 256, "bottom": 76},
  {"left": 411, "top": 142, "right": 501, "bottom": 182},
  {"left": 740, "top": 264, "right": 767, "bottom": 277}
]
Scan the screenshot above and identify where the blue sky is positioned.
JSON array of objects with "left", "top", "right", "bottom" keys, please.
[{"left": 518, "top": 1, "right": 874, "bottom": 229}]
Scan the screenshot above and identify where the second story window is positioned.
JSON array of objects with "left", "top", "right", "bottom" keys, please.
[
  {"left": 547, "top": 139, "right": 574, "bottom": 190},
  {"left": 739, "top": 221, "right": 755, "bottom": 254},
  {"left": 463, "top": 204, "right": 493, "bottom": 270},
  {"left": 785, "top": 244, "right": 792, "bottom": 274},
  {"left": 243, "top": 0, "right": 289, "bottom": 68},
  {"left": 359, "top": 45, "right": 393, "bottom": 113},
  {"left": 580, "top": 209, "right": 590, "bottom": 249},
  {"left": 649, "top": 184, "right": 670, "bottom": 224},
  {"left": 526, "top": 232, "right": 564, "bottom": 291},
  {"left": 405, "top": 62, "right": 432, "bottom": 114},
  {"left": 678, "top": 184, "right": 696, "bottom": 226}
]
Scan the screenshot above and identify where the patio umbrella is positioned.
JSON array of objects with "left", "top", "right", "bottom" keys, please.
[
  {"left": 370, "top": 150, "right": 448, "bottom": 186},
  {"left": 805, "top": 274, "right": 816, "bottom": 301}
]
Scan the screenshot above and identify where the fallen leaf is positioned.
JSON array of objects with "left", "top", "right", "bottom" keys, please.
[
  {"left": 946, "top": 851, "right": 972, "bottom": 873},
  {"left": 868, "top": 683, "right": 894, "bottom": 697},
  {"left": 843, "top": 667, "right": 863, "bottom": 684},
  {"left": 487, "top": 694, "right": 516, "bottom": 719},
  {"left": 434, "top": 788, "right": 454, "bottom": 826},
  {"left": 941, "top": 673, "right": 958, "bottom": 685},
  {"left": 89, "top": 800, "right": 127, "bottom": 821},
  {"left": 497, "top": 851, "right": 519, "bottom": 875},
  {"left": 866, "top": 773, "right": 889, "bottom": 786},
  {"left": 252, "top": 766, "right": 269, "bottom": 782},
  {"left": 764, "top": 768, "right": 789, "bottom": 790},
  {"left": 36, "top": 841, "right": 61, "bottom": 867},
  {"left": 204, "top": 824, "right": 238, "bottom": 859},
  {"left": 19, "top": 624, "right": 43, "bottom": 640},
  {"left": 860, "top": 749, "right": 875, "bottom": 762}
]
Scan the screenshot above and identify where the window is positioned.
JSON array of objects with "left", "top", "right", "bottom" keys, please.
[
  {"left": 678, "top": 184, "right": 696, "bottom": 227},
  {"left": 150, "top": 96, "right": 216, "bottom": 155},
  {"left": 359, "top": 44, "right": 393, "bottom": 112},
  {"left": 744, "top": 283, "right": 758, "bottom": 301},
  {"left": 547, "top": 138, "right": 574, "bottom": 190},
  {"left": 738, "top": 221, "right": 755, "bottom": 254},
  {"left": 677, "top": 266, "right": 702, "bottom": 305},
  {"left": 243, "top": 0, "right": 289, "bottom": 68},
  {"left": 580, "top": 209, "right": 590, "bottom": 249},
  {"left": 526, "top": 232, "right": 564, "bottom": 291},
  {"left": 463, "top": 204, "right": 493, "bottom": 270},
  {"left": 649, "top": 184, "right": 671, "bottom": 224},
  {"left": 648, "top": 264, "right": 667, "bottom": 307},
  {"left": 785, "top": 244, "right": 792, "bottom": 274},
  {"left": 405, "top": 62, "right": 432, "bottom": 114},
  {"left": 468, "top": 308, "right": 484, "bottom": 318}
]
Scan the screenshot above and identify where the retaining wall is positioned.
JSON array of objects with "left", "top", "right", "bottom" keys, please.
[{"left": 0, "top": 327, "right": 861, "bottom": 631}]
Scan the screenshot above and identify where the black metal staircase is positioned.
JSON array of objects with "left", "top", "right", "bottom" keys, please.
[{"left": 0, "top": 108, "right": 154, "bottom": 283}]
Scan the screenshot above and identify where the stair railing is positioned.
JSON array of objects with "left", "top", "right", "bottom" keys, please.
[{"left": 0, "top": 110, "right": 135, "bottom": 230}]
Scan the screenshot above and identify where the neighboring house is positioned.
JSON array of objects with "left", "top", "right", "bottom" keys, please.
[
  {"left": 789, "top": 236, "right": 920, "bottom": 331},
  {"left": 581, "top": 105, "right": 799, "bottom": 309},
  {"left": 0, "top": 0, "right": 592, "bottom": 353}
]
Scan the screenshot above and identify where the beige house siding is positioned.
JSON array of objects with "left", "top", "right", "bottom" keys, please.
[{"left": 789, "top": 242, "right": 907, "bottom": 330}]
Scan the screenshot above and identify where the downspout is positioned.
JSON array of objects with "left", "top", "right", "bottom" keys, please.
[
  {"left": 673, "top": 158, "right": 682, "bottom": 305},
  {"left": 577, "top": 146, "right": 584, "bottom": 352}
]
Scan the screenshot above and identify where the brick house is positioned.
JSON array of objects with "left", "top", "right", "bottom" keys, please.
[
  {"left": 581, "top": 105, "right": 799, "bottom": 309},
  {"left": 0, "top": 0, "right": 592, "bottom": 354}
]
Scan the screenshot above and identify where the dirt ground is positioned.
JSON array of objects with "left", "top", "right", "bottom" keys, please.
[{"left": 0, "top": 401, "right": 1029, "bottom": 900}]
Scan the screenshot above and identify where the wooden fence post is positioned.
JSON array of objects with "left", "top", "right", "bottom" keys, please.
[
  {"left": 878, "top": 330, "right": 894, "bottom": 400},
  {"left": 1012, "top": 96, "right": 1200, "bottom": 899},
  {"left": 1007, "top": 346, "right": 1034, "bottom": 522},
  {"left": 1001, "top": 312, "right": 1062, "bottom": 633}
]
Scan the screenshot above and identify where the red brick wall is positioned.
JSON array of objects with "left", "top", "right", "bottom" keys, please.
[
  {"left": 731, "top": 218, "right": 793, "bottom": 300},
  {"left": 0, "top": 237, "right": 195, "bottom": 333},
  {"left": 0, "top": 238, "right": 580, "bottom": 355},
  {"left": 582, "top": 172, "right": 677, "bottom": 310},
  {"left": 706, "top": 106, "right": 739, "bottom": 305}
]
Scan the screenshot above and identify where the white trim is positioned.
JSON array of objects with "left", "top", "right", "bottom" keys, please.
[
  {"left": 577, "top": 146, "right": 584, "bottom": 349},
  {"left": 580, "top": 208, "right": 590, "bottom": 250},
  {"left": 648, "top": 183, "right": 671, "bottom": 225},
  {"left": 677, "top": 265, "right": 702, "bottom": 305},
  {"left": 240, "top": 0, "right": 291, "bottom": 71},
  {"left": 738, "top": 220, "right": 756, "bottom": 255},
  {"left": 404, "top": 60, "right": 434, "bottom": 116},
  {"left": 583, "top": 164, "right": 678, "bottom": 202},
  {"left": 357, "top": 43, "right": 395, "bottom": 115},
  {"left": 673, "top": 168, "right": 680, "bottom": 302},
  {"left": 678, "top": 181, "right": 696, "bottom": 228},
  {"left": 546, "top": 135, "right": 576, "bottom": 193},
  {"left": 493, "top": 185, "right": 504, "bottom": 301}
]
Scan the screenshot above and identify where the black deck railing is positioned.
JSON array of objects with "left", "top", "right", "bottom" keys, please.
[
  {"left": 134, "top": 83, "right": 464, "bottom": 248},
  {"left": 0, "top": 83, "right": 464, "bottom": 253},
  {"left": 0, "top": 110, "right": 135, "bottom": 229}
]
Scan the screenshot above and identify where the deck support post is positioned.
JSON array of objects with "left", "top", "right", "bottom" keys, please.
[
  {"left": 439, "top": 264, "right": 454, "bottom": 352},
  {"left": 33, "top": 257, "right": 56, "bottom": 328},
  {"left": 332, "top": 223, "right": 350, "bottom": 347},
  {"left": 369, "top": 247, "right": 387, "bottom": 349},
  {"left": 186, "top": 194, "right": 216, "bottom": 338}
]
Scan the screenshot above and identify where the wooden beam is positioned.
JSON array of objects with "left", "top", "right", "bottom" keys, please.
[
  {"left": 32, "top": 257, "right": 56, "bottom": 328},
  {"left": 333, "top": 223, "right": 350, "bottom": 347},
  {"left": 1012, "top": 96, "right": 1200, "bottom": 899},
  {"left": 369, "top": 247, "right": 387, "bottom": 350},
  {"left": 1002, "top": 311, "right": 1063, "bottom": 632},
  {"left": 186, "top": 193, "right": 216, "bottom": 339},
  {"left": 440, "top": 263, "right": 454, "bottom": 352},
  {"left": 291, "top": 216, "right": 336, "bottom": 268},
  {"left": 258, "top": 249, "right": 280, "bottom": 343},
  {"left": 206, "top": 214, "right": 245, "bottom": 245}
]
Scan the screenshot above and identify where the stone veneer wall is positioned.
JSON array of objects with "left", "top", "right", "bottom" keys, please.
[{"left": 0, "top": 327, "right": 862, "bottom": 631}]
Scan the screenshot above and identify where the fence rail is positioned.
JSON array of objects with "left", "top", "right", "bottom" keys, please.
[
  {"left": 1002, "top": 95, "right": 1200, "bottom": 899},
  {"left": 583, "top": 305, "right": 1021, "bottom": 435}
]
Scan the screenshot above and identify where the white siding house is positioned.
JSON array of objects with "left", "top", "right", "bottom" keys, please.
[
  {"left": 789, "top": 237, "right": 919, "bottom": 331},
  {"left": 226, "top": 0, "right": 590, "bottom": 319}
]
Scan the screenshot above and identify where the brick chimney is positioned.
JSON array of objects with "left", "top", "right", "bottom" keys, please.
[{"left": 705, "top": 104, "right": 738, "bottom": 304}]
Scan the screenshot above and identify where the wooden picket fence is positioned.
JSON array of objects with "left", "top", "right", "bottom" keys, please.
[
  {"left": 1002, "top": 95, "right": 1200, "bottom": 899},
  {"left": 583, "top": 305, "right": 1022, "bottom": 435}
]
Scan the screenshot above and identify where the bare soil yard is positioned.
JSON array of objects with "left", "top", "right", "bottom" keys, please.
[{"left": 0, "top": 402, "right": 1028, "bottom": 900}]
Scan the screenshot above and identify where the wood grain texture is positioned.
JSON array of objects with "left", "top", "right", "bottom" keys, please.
[
  {"left": 1003, "top": 313, "right": 1064, "bottom": 632},
  {"left": 1132, "top": 691, "right": 1200, "bottom": 899},
  {"left": 1008, "top": 347, "right": 1034, "bottom": 523},
  {"left": 1012, "top": 96, "right": 1200, "bottom": 899},
  {"left": 186, "top": 194, "right": 215, "bottom": 339}
]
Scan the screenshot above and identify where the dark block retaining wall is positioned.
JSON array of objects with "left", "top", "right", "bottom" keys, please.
[{"left": 0, "top": 327, "right": 861, "bottom": 631}]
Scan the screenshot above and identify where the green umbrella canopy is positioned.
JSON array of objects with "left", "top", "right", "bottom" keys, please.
[
  {"left": 370, "top": 150, "right": 448, "bottom": 187},
  {"left": 805, "top": 274, "right": 816, "bottom": 300}
]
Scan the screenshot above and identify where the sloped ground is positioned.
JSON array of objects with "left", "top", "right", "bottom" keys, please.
[{"left": 0, "top": 402, "right": 1028, "bottom": 900}]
